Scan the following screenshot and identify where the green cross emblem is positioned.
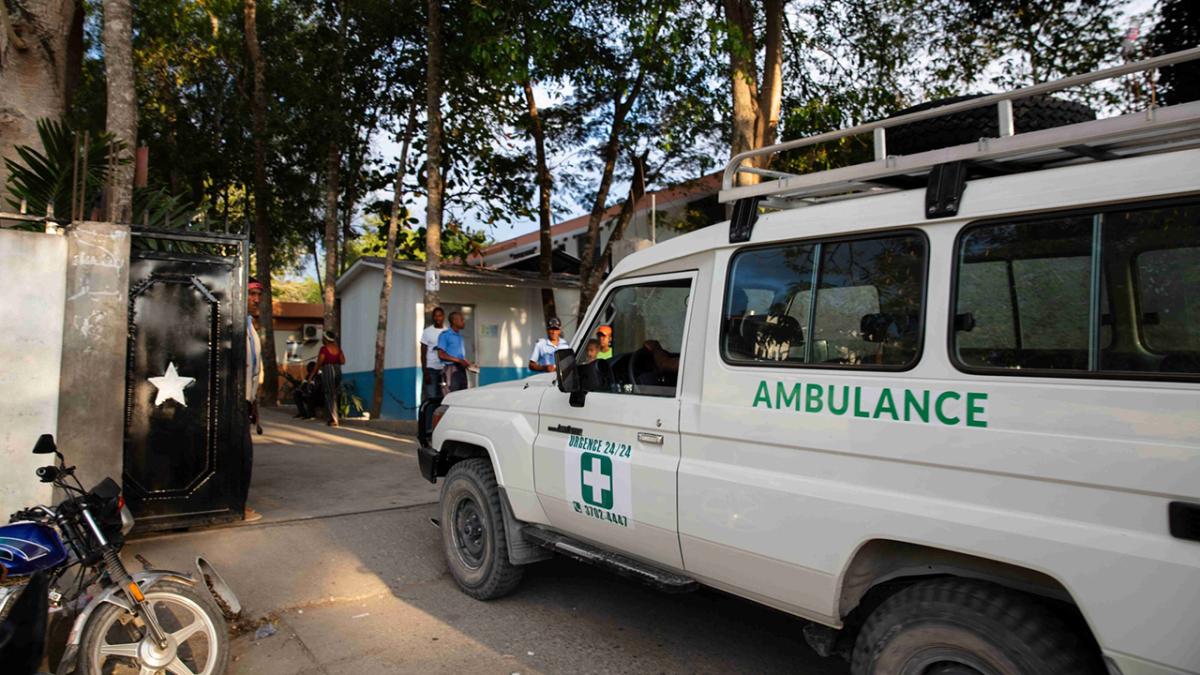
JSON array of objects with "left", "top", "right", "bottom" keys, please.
[{"left": 580, "top": 452, "right": 613, "bottom": 509}]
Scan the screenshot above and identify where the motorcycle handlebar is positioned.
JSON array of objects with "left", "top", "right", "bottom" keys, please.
[{"left": 9, "top": 505, "right": 53, "bottom": 522}]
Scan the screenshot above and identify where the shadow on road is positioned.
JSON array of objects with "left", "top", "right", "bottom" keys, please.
[{"left": 126, "top": 409, "right": 848, "bottom": 674}]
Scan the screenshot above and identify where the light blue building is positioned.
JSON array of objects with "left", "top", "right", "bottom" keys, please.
[{"left": 336, "top": 258, "right": 580, "bottom": 419}]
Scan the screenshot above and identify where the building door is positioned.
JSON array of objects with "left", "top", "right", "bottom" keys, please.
[{"left": 122, "top": 230, "right": 248, "bottom": 532}]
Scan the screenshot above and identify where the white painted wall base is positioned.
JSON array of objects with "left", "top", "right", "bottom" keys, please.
[{"left": 0, "top": 229, "right": 67, "bottom": 514}]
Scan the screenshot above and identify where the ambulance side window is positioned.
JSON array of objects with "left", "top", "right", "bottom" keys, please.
[
  {"left": 722, "top": 232, "right": 927, "bottom": 369},
  {"left": 953, "top": 199, "right": 1200, "bottom": 377}
]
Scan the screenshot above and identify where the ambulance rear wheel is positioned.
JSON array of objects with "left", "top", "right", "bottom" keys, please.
[
  {"left": 851, "top": 578, "right": 1102, "bottom": 675},
  {"left": 440, "top": 458, "right": 524, "bottom": 600}
]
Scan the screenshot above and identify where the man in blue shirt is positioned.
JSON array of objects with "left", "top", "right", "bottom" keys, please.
[
  {"left": 436, "top": 311, "right": 474, "bottom": 393},
  {"left": 529, "top": 317, "right": 568, "bottom": 373}
]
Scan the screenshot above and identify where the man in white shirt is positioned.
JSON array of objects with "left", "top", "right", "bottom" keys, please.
[
  {"left": 529, "top": 317, "right": 568, "bottom": 373},
  {"left": 244, "top": 278, "right": 265, "bottom": 522},
  {"left": 420, "top": 307, "right": 447, "bottom": 399}
]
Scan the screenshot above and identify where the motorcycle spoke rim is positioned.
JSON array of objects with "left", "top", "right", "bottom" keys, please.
[
  {"left": 98, "top": 640, "right": 140, "bottom": 658},
  {"left": 166, "top": 657, "right": 198, "bottom": 675},
  {"left": 171, "top": 620, "right": 207, "bottom": 644},
  {"left": 91, "top": 589, "right": 220, "bottom": 675}
]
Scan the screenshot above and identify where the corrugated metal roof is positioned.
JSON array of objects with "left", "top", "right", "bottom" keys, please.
[
  {"left": 476, "top": 172, "right": 722, "bottom": 260},
  {"left": 353, "top": 257, "right": 580, "bottom": 290}
]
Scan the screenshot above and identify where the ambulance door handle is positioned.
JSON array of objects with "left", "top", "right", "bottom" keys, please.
[{"left": 637, "top": 432, "right": 664, "bottom": 445}]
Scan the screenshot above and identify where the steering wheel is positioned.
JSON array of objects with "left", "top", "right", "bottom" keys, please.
[{"left": 625, "top": 345, "right": 659, "bottom": 394}]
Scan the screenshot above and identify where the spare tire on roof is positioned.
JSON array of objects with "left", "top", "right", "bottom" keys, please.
[{"left": 884, "top": 93, "right": 1096, "bottom": 156}]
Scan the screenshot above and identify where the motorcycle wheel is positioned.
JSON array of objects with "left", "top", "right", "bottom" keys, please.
[{"left": 78, "top": 580, "right": 229, "bottom": 675}]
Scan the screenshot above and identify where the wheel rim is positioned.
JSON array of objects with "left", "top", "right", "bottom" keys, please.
[
  {"left": 900, "top": 650, "right": 997, "bottom": 675},
  {"left": 451, "top": 494, "right": 488, "bottom": 570},
  {"left": 923, "top": 662, "right": 984, "bottom": 675},
  {"left": 89, "top": 588, "right": 220, "bottom": 675}
]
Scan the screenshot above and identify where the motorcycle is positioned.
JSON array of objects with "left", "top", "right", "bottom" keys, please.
[{"left": 0, "top": 434, "right": 232, "bottom": 675}]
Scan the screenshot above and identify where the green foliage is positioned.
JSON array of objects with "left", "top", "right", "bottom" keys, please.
[
  {"left": 56, "top": 0, "right": 1142, "bottom": 282},
  {"left": 4, "top": 118, "right": 199, "bottom": 229},
  {"left": 768, "top": 0, "right": 1139, "bottom": 175},
  {"left": 272, "top": 277, "right": 323, "bottom": 303},
  {"left": 3, "top": 118, "right": 117, "bottom": 219},
  {"left": 1148, "top": 0, "right": 1200, "bottom": 105},
  {"left": 929, "top": 0, "right": 1124, "bottom": 88},
  {"left": 338, "top": 380, "right": 366, "bottom": 418},
  {"left": 344, "top": 215, "right": 492, "bottom": 268}
]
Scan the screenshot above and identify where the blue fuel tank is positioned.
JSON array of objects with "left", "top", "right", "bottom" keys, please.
[{"left": 0, "top": 521, "right": 69, "bottom": 577}]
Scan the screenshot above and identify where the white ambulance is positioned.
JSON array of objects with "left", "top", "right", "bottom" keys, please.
[{"left": 418, "top": 49, "right": 1200, "bottom": 675}]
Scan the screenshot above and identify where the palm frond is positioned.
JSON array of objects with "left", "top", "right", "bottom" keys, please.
[{"left": 3, "top": 119, "right": 125, "bottom": 219}]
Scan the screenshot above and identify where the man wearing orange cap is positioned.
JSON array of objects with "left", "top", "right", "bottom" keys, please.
[{"left": 596, "top": 325, "right": 614, "bottom": 360}]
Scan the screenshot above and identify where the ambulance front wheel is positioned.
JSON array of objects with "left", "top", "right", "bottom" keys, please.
[{"left": 440, "top": 458, "right": 524, "bottom": 600}]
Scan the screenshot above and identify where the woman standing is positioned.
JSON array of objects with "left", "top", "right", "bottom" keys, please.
[{"left": 310, "top": 331, "right": 345, "bottom": 426}]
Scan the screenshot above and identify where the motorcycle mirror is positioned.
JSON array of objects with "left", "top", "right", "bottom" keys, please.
[{"left": 32, "top": 434, "right": 57, "bottom": 455}]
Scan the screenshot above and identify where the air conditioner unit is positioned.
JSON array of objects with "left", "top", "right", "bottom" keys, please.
[{"left": 302, "top": 324, "right": 323, "bottom": 342}]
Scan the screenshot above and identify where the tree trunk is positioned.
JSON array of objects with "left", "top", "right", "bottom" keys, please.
[
  {"left": 574, "top": 103, "right": 623, "bottom": 322},
  {"left": 587, "top": 153, "right": 655, "bottom": 294},
  {"left": 424, "top": 0, "right": 444, "bottom": 314},
  {"left": 757, "top": 0, "right": 783, "bottom": 152},
  {"left": 245, "top": 0, "right": 278, "bottom": 405},
  {"left": 523, "top": 77, "right": 557, "bottom": 322},
  {"left": 311, "top": 230, "right": 322, "bottom": 289},
  {"left": 723, "top": 0, "right": 759, "bottom": 185},
  {"left": 575, "top": 7, "right": 665, "bottom": 321},
  {"left": 371, "top": 106, "right": 418, "bottom": 419},
  {"left": 340, "top": 154, "right": 358, "bottom": 275},
  {"left": 0, "top": 0, "right": 82, "bottom": 194},
  {"left": 322, "top": 142, "right": 340, "bottom": 333},
  {"left": 722, "top": 0, "right": 784, "bottom": 184},
  {"left": 102, "top": 0, "right": 135, "bottom": 224}
]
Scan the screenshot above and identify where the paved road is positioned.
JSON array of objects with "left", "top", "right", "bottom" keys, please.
[{"left": 128, "top": 410, "right": 849, "bottom": 675}]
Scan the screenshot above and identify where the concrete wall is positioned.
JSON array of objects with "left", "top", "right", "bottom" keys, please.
[
  {"left": 0, "top": 229, "right": 67, "bottom": 514},
  {"left": 340, "top": 267, "right": 581, "bottom": 419},
  {"left": 56, "top": 222, "right": 130, "bottom": 494}
]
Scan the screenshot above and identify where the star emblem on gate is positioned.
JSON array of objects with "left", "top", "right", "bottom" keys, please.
[{"left": 148, "top": 362, "right": 195, "bottom": 407}]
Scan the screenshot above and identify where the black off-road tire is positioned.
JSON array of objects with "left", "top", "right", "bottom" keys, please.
[
  {"left": 886, "top": 94, "right": 1095, "bottom": 156},
  {"left": 851, "top": 578, "right": 1104, "bottom": 675},
  {"left": 440, "top": 458, "right": 524, "bottom": 600}
]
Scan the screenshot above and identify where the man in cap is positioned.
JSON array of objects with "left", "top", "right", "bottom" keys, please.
[
  {"left": 243, "top": 278, "right": 265, "bottom": 522},
  {"left": 529, "top": 317, "right": 569, "bottom": 373},
  {"left": 596, "top": 325, "right": 614, "bottom": 360}
]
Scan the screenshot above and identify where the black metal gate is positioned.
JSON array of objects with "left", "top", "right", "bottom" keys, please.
[{"left": 123, "top": 229, "right": 247, "bottom": 532}]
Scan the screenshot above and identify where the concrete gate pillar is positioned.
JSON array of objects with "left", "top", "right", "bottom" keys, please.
[{"left": 56, "top": 221, "right": 131, "bottom": 492}]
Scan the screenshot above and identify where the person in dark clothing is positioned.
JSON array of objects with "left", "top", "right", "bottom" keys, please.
[
  {"left": 288, "top": 362, "right": 322, "bottom": 418},
  {"left": 311, "top": 330, "right": 345, "bottom": 426}
]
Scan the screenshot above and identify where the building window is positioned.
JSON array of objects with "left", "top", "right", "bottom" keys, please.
[
  {"left": 953, "top": 200, "right": 1200, "bottom": 377},
  {"left": 722, "top": 232, "right": 927, "bottom": 369}
]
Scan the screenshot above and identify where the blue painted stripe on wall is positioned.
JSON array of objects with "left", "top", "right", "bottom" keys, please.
[
  {"left": 342, "top": 366, "right": 535, "bottom": 420},
  {"left": 342, "top": 367, "right": 420, "bottom": 420},
  {"left": 479, "top": 366, "right": 535, "bottom": 386}
]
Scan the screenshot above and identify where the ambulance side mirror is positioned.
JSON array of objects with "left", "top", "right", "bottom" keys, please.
[
  {"left": 554, "top": 348, "right": 580, "bottom": 393},
  {"left": 554, "top": 348, "right": 587, "bottom": 407}
]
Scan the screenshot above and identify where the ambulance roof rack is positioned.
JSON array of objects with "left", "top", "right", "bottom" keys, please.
[{"left": 720, "top": 46, "right": 1200, "bottom": 224}]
